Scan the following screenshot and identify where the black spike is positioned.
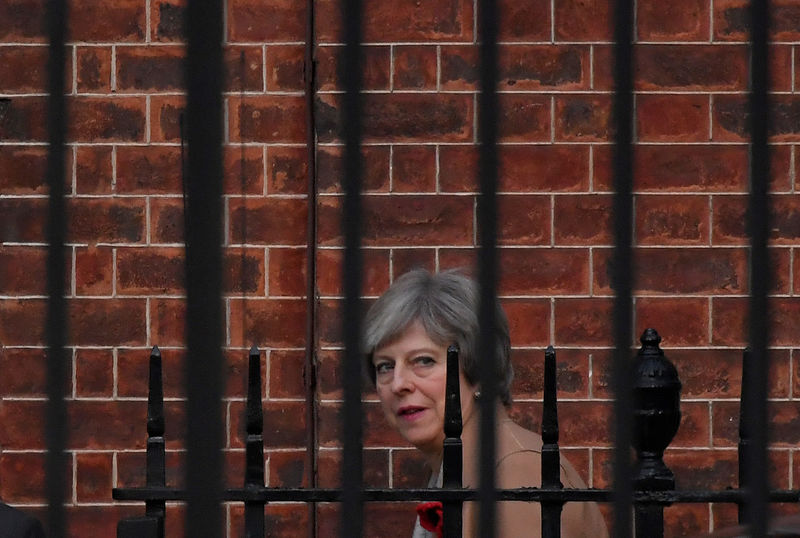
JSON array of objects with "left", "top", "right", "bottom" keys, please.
[
  {"left": 541, "top": 346, "right": 563, "bottom": 538},
  {"left": 244, "top": 347, "right": 265, "bottom": 538},
  {"left": 145, "top": 346, "right": 165, "bottom": 538},
  {"left": 442, "top": 344, "right": 463, "bottom": 538}
]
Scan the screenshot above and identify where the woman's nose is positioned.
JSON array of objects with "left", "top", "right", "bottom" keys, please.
[{"left": 390, "top": 366, "right": 413, "bottom": 394}]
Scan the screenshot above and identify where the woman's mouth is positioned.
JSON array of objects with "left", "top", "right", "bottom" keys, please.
[{"left": 397, "top": 406, "right": 426, "bottom": 421}]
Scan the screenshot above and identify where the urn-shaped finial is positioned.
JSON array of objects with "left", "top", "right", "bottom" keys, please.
[{"left": 632, "top": 328, "right": 682, "bottom": 490}]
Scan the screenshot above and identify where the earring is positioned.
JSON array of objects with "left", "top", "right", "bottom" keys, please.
[{"left": 473, "top": 390, "right": 481, "bottom": 401}]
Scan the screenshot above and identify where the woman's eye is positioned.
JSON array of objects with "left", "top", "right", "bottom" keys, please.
[
  {"left": 414, "top": 355, "right": 435, "bottom": 366},
  {"left": 374, "top": 362, "right": 393, "bottom": 375}
]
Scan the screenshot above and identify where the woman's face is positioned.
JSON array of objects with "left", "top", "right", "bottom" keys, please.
[{"left": 371, "top": 320, "right": 476, "bottom": 457}]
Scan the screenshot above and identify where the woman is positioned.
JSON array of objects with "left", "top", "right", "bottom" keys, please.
[{"left": 363, "top": 269, "right": 608, "bottom": 537}]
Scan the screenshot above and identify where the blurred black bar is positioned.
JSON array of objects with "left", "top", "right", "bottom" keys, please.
[
  {"left": 476, "top": 0, "right": 500, "bottom": 536},
  {"left": 183, "top": 0, "right": 225, "bottom": 533},
  {"left": 541, "top": 347, "right": 563, "bottom": 537},
  {"left": 244, "top": 347, "right": 266, "bottom": 537},
  {"left": 44, "top": 0, "right": 69, "bottom": 533},
  {"left": 339, "top": 0, "right": 365, "bottom": 533},
  {"left": 737, "top": 347, "right": 751, "bottom": 524},
  {"left": 611, "top": 0, "right": 635, "bottom": 535},
  {"left": 442, "top": 345, "right": 463, "bottom": 537},
  {"left": 744, "top": 0, "right": 772, "bottom": 534},
  {"left": 117, "top": 517, "right": 160, "bottom": 538},
  {"left": 146, "top": 347, "right": 166, "bottom": 537}
]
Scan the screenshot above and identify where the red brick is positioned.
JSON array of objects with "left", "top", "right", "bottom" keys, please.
[
  {"left": 233, "top": 504, "right": 308, "bottom": 538},
  {"left": 499, "top": 94, "right": 550, "bottom": 142},
  {"left": 712, "top": 297, "right": 800, "bottom": 346},
  {"left": 482, "top": 248, "right": 588, "bottom": 295},
  {"left": 70, "top": 0, "right": 145, "bottom": 41},
  {"left": 268, "top": 247, "right": 306, "bottom": 296},
  {"left": 554, "top": 194, "right": 612, "bottom": 245},
  {"left": 224, "top": 248, "right": 265, "bottom": 294},
  {"left": 117, "top": 247, "right": 184, "bottom": 294},
  {"left": 150, "top": 198, "right": 184, "bottom": 244},
  {"left": 671, "top": 401, "right": 710, "bottom": 448},
  {"left": 149, "top": 298, "right": 184, "bottom": 346},
  {"left": 75, "top": 245, "right": 113, "bottom": 296},
  {"left": 69, "top": 97, "right": 147, "bottom": 142},
  {"left": 550, "top": 401, "right": 612, "bottom": 446},
  {"left": 267, "top": 146, "right": 308, "bottom": 195},
  {"left": 637, "top": 0, "right": 709, "bottom": 40},
  {"left": 75, "top": 348, "right": 113, "bottom": 397},
  {"left": 0, "top": 97, "right": 47, "bottom": 141},
  {"left": 67, "top": 506, "right": 146, "bottom": 537},
  {"left": 636, "top": 194, "right": 709, "bottom": 245},
  {"left": 71, "top": 298, "right": 147, "bottom": 346},
  {"left": 229, "top": 298, "right": 307, "bottom": 348},
  {"left": 0, "top": 146, "right": 47, "bottom": 194},
  {"left": 76, "top": 46, "right": 112, "bottom": 93},
  {"left": 393, "top": 46, "right": 437, "bottom": 90},
  {"left": 116, "top": 450, "right": 184, "bottom": 489},
  {"left": 494, "top": 195, "right": 551, "bottom": 246},
  {"left": 392, "top": 145, "right": 436, "bottom": 193},
  {"left": 0, "top": 299, "right": 46, "bottom": 345},
  {"left": 713, "top": 194, "right": 800, "bottom": 246},
  {"left": 635, "top": 298, "right": 708, "bottom": 346},
  {"left": 665, "top": 504, "right": 709, "bottom": 536},
  {"left": 269, "top": 349, "right": 305, "bottom": 399},
  {"left": 511, "top": 347, "right": 589, "bottom": 399},
  {"left": 117, "top": 347, "right": 186, "bottom": 398},
  {"left": 502, "top": 299, "right": 551, "bottom": 347},
  {"left": 316, "top": 93, "right": 473, "bottom": 143},
  {"left": 224, "top": 46, "right": 264, "bottom": 93},
  {"left": 230, "top": 400, "right": 306, "bottom": 449},
  {"left": 0, "top": 246, "right": 47, "bottom": 295},
  {"left": 554, "top": 298, "right": 614, "bottom": 346},
  {"left": 666, "top": 449, "right": 737, "bottom": 488},
  {"left": 228, "top": 0, "right": 305, "bottom": 41},
  {"left": 69, "top": 198, "right": 146, "bottom": 243},
  {"left": 315, "top": 46, "right": 391, "bottom": 92},
  {"left": 0, "top": 453, "right": 49, "bottom": 502},
  {"left": 440, "top": 145, "right": 590, "bottom": 193},
  {"left": 229, "top": 198, "right": 307, "bottom": 245},
  {"left": 315, "top": 349, "right": 343, "bottom": 399},
  {"left": 231, "top": 95, "right": 305, "bottom": 143},
  {"left": 318, "top": 401, "right": 407, "bottom": 448},
  {"left": 636, "top": 45, "right": 748, "bottom": 91},
  {"left": 76, "top": 452, "right": 112, "bottom": 502},
  {"left": 714, "top": 401, "right": 800, "bottom": 448},
  {"left": 265, "top": 45, "right": 303, "bottom": 92},
  {"left": 75, "top": 146, "right": 113, "bottom": 194},
  {"left": 555, "top": 95, "right": 612, "bottom": 142},
  {"left": 769, "top": 45, "right": 794, "bottom": 92},
  {"left": 116, "top": 145, "right": 182, "bottom": 194},
  {"left": 0, "top": 400, "right": 46, "bottom": 448},
  {"left": 466, "top": 45, "right": 591, "bottom": 91},
  {"left": 636, "top": 94, "right": 709, "bottom": 142},
  {"left": 0, "top": 0, "right": 46, "bottom": 42},
  {"left": 316, "top": 145, "right": 390, "bottom": 193},
  {"left": 496, "top": 0, "right": 550, "bottom": 41},
  {"left": 151, "top": 0, "right": 185, "bottom": 42},
  {"left": 150, "top": 95, "right": 184, "bottom": 142},
  {"left": 0, "top": 46, "right": 50, "bottom": 93},
  {"left": 268, "top": 450, "right": 307, "bottom": 487},
  {"left": 713, "top": 95, "right": 800, "bottom": 143},
  {"left": 391, "top": 248, "right": 436, "bottom": 278},
  {"left": 0, "top": 348, "right": 47, "bottom": 396},
  {"left": 594, "top": 248, "right": 747, "bottom": 295},
  {"left": 72, "top": 400, "right": 182, "bottom": 449},
  {"left": 315, "top": 0, "right": 473, "bottom": 43},
  {"left": 116, "top": 46, "right": 184, "bottom": 92},
  {"left": 554, "top": 0, "right": 612, "bottom": 41},
  {"left": 222, "top": 146, "right": 264, "bottom": 195},
  {"left": 315, "top": 248, "right": 391, "bottom": 297},
  {"left": 714, "top": 0, "right": 800, "bottom": 41}
]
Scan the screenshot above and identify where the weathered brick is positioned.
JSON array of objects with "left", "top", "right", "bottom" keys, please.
[
  {"left": 116, "top": 46, "right": 184, "bottom": 92},
  {"left": 75, "top": 348, "right": 114, "bottom": 397},
  {"left": 224, "top": 248, "right": 265, "bottom": 294},
  {"left": 495, "top": 195, "right": 551, "bottom": 246},
  {"left": 0, "top": 453, "right": 48, "bottom": 502},
  {"left": 503, "top": 299, "right": 551, "bottom": 347},
  {"left": 392, "top": 145, "right": 436, "bottom": 193},
  {"left": 0, "top": 246, "right": 47, "bottom": 295},
  {"left": 71, "top": 298, "right": 147, "bottom": 346},
  {"left": 554, "top": 298, "right": 613, "bottom": 346},
  {"left": 224, "top": 46, "right": 264, "bottom": 92},
  {"left": 713, "top": 95, "right": 800, "bottom": 142},
  {"left": 0, "top": 299, "right": 46, "bottom": 345},
  {"left": 75, "top": 245, "right": 113, "bottom": 296},
  {"left": 0, "top": 146, "right": 48, "bottom": 194},
  {"left": 713, "top": 401, "right": 800, "bottom": 448},
  {"left": 318, "top": 195, "right": 473, "bottom": 247},
  {"left": 318, "top": 402, "right": 406, "bottom": 448},
  {"left": 265, "top": 45, "right": 304, "bottom": 92},
  {"left": 440, "top": 145, "right": 590, "bottom": 193},
  {"left": 117, "top": 347, "right": 185, "bottom": 398},
  {"left": 554, "top": 194, "right": 612, "bottom": 245},
  {"left": 228, "top": 0, "right": 305, "bottom": 41},
  {"left": 231, "top": 95, "right": 305, "bottom": 143},
  {"left": 265, "top": 146, "right": 307, "bottom": 195},
  {"left": 70, "top": 0, "right": 146, "bottom": 41},
  {"left": 69, "top": 97, "right": 147, "bottom": 142},
  {"left": 665, "top": 505, "right": 709, "bottom": 536},
  {"left": 393, "top": 46, "right": 437, "bottom": 90},
  {"left": 76, "top": 452, "right": 113, "bottom": 502},
  {"left": 635, "top": 297, "right": 708, "bottom": 346},
  {"left": 268, "top": 247, "right": 306, "bottom": 296},
  {"left": 223, "top": 145, "right": 264, "bottom": 195},
  {"left": 270, "top": 349, "right": 306, "bottom": 399},
  {"left": 594, "top": 248, "right": 747, "bottom": 295},
  {"left": 70, "top": 198, "right": 146, "bottom": 243},
  {"left": 636, "top": 94, "right": 709, "bottom": 142},
  {"left": 391, "top": 248, "right": 436, "bottom": 278},
  {"left": 0, "top": 400, "right": 46, "bottom": 448},
  {"left": 498, "top": 94, "right": 551, "bottom": 142},
  {"left": 229, "top": 198, "right": 307, "bottom": 245},
  {"left": 636, "top": 45, "right": 748, "bottom": 91},
  {"left": 76, "top": 46, "right": 112, "bottom": 93},
  {"left": 150, "top": 95, "right": 184, "bottom": 142},
  {"left": 637, "top": 0, "right": 709, "bottom": 41},
  {"left": 671, "top": 401, "right": 710, "bottom": 448},
  {"left": 149, "top": 298, "right": 184, "bottom": 346},
  {"left": 0, "top": 198, "right": 47, "bottom": 242},
  {"left": 117, "top": 247, "right": 184, "bottom": 294},
  {"left": 230, "top": 400, "right": 306, "bottom": 448},
  {"left": 712, "top": 297, "right": 800, "bottom": 346},
  {"left": 0, "top": 97, "right": 47, "bottom": 141},
  {"left": 714, "top": 0, "right": 800, "bottom": 41},
  {"left": 441, "top": 45, "right": 590, "bottom": 91},
  {"left": 511, "top": 347, "right": 589, "bottom": 398},
  {"left": 75, "top": 146, "right": 113, "bottom": 194},
  {"left": 496, "top": 0, "right": 550, "bottom": 41},
  {"left": 151, "top": 0, "right": 185, "bottom": 42},
  {"left": 0, "top": 0, "right": 46, "bottom": 42},
  {"left": 0, "top": 348, "right": 47, "bottom": 396},
  {"left": 315, "top": 46, "right": 391, "bottom": 92},
  {"left": 315, "top": 0, "right": 473, "bottom": 43},
  {"left": 150, "top": 198, "right": 184, "bottom": 244},
  {"left": 0, "top": 46, "right": 50, "bottom": 93},
  {"left": 116, "top": 145, "right": 182, "bottom": 194},
  {"left": 234, "top": 504, "right": 308, "bottom": 538},
  {"left": 554, "top": 0, "right": 612, "bottom": 42},
  {"left": 316, "top": 145, "right": 389, "bottom": 193},
  {"left": 315, "top": 93, "right": 473, "bottom": 143},
  {"left": 635, "top": 194, "right": 709, "bottom": 245},
  {"left": 665, "top": 449, "right": 736, "bottom": 488},
  {"left": 555, "top": 95, "right": 612, "bottom": 142},
  {"left": 317, "top": 449, "right": 390, "bottom": 487},
  {"left": 228, "top": 298, "right": 307, "bottom": 348},
  {"left": 315, "top": 248, "right": 390, "bottom": 297}
]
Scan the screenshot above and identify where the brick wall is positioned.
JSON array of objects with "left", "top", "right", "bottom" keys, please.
[{"left": 1, "top": 0, "right": 799, "bottom": 535}]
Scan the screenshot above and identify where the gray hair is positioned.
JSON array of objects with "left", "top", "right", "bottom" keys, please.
[{"left": 363, "top": 268, "right": 513, "bottom": 406}]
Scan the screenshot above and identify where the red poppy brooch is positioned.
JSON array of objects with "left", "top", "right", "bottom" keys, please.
[{"left": 416, "top": 501, "right": 444, "bottom": 537}]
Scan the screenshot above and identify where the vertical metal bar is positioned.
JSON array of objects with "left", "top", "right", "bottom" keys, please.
[
  {"left": 541, "top": 346, "right": 563, "bottom": 538},
  {"left": 737, "top": 347, "right": 751, "bottom": 524},
  {"left": 476, "top": 0, "right": 499, "bottom": 536},
  {"left": 183, "top": 0, "right": 225, "bottom": 533},
  {"left": 611, "top": 0, "right": 635, "bottom": 534},
  {"left": 244, "top": 347, "right": 266, "bottom": 537},
  {"left": 146, "top": 347, "right": 166, "bottom": 538},
  {"left": 442, "top": 345, "right": 463, "bottom": 538},
  {"left": 339, "top": 0, "right": 364, "bottom": 532},
  {"left": 744, "top": 0, "right": 772, "bottom": 533},
  {"left": 44, "top": 0, "right": 69, "bottom": 532}
]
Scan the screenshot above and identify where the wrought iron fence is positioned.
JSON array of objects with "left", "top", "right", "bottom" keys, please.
[{"left": 34, "top": 0, "right": 792, "bottom": 534}]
